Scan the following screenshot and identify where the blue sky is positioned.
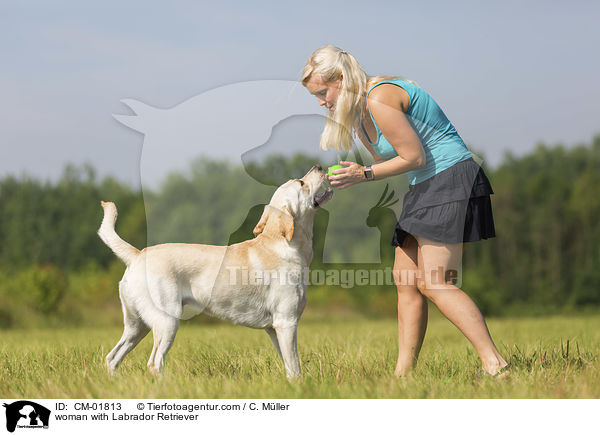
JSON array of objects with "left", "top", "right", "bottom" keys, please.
[{"left": 2, "top": 0, "right": 599, "bottom": 187}]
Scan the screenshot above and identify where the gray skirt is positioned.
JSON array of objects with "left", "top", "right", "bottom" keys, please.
[{"left": 391, "top": 157, "right": 496, "bottom": 246}]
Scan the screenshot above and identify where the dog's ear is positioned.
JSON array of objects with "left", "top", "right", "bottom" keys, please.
[
  {"left": 253, "top": 205, "right": 294, "bottom": 241},
  {"left": 253, "top": 205, "right": 271, "bottom": 237}
]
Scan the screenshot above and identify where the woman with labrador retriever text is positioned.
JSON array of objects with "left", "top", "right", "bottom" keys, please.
[{"left": 302, "top": 45, "right": 510, "bottom": 377}]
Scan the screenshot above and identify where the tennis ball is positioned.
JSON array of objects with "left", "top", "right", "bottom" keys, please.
[{"left": 328, "top": 164, "right": 344, "bottom": 176}]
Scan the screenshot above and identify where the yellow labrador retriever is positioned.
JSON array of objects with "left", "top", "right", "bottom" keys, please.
[{"left": 98, "top": 164, "right": 332, "bottom": 378}]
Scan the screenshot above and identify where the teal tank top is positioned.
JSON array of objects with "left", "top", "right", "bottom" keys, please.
[{"left": 361, "top": 79, "right": 472, "bottom": 185}]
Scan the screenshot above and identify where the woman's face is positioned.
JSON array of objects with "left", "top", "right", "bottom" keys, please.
[{"left": 305, "top": 75, "right": 342, "bottom": 112}]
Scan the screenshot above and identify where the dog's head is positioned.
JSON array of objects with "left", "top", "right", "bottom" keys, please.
[{"left": 253, "top": 164, "right": 333, "bottom": 241}]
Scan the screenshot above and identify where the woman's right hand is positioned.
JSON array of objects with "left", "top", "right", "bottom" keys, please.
[{"left": 327, "top": 161, "right": 366, "bottom": 189}]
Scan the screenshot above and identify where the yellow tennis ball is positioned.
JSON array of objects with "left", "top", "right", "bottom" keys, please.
[{"left": 328, "top": 164, "right": 344, "bottom": 176}]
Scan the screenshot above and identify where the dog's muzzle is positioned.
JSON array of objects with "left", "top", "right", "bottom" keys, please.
[
  {"left": 313, "top": 186, "right": 333, "bottom": 208},
  {"left": 308, "top": 164, "right": 333, "bottom": 208}
]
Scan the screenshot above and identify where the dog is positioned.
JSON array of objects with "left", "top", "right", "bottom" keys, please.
[{"left": 98, "top": 164, "right": 333, "bottom": 378}]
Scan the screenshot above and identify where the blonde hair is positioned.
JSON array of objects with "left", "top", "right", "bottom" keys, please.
[{"left": 301, "top": 45, "right": 410, "bottom": 152}]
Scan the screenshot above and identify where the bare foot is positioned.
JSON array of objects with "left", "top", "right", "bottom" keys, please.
[{"left": 478, "top": 363, "right": 511, "bottom": 379}]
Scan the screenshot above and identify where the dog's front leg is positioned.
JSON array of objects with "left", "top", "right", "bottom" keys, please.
[{"left": 275, "top": 325, "right": 301, "bottom": 379}]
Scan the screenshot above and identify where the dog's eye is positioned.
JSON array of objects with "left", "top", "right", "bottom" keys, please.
[{"left": 297, "top": 179, "right": 305, "bottom": 186}]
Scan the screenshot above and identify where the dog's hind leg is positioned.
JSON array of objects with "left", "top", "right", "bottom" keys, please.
[
  {"left": 265, "top": 327, "right": 284, "bottom": 363},
  {"left": 275, "top": 325, "right": 301, "bottom": 378},
  {"left": 147, "top": 316, "right": 179, "bottom": 375},
  {"left": 106, "top": 303, "right": 150, "bottom": 374}
]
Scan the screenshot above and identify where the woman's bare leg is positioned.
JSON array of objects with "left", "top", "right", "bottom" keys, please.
[
  {"left": 393, "top": 234, "right": 429, "bottom": 376},
  {"left": 417, "top": 237, "right": 507, "bottom": 374},
  {"left": 415, "top": 236, "right": 508, "bottom": 374}
]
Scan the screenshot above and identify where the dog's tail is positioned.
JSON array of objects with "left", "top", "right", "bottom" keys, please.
[{"left": 98, "top": 201, "right": 140, "bottom": 266}]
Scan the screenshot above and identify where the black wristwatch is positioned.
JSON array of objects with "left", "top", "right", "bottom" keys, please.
[{"left": 364, "top": 165, "right": 374, "bottom": 181}]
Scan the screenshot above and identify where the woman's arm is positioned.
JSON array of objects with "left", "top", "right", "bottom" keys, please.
[
  {"left": 367, "top": 85, "right": 425, "bottom": 179},
  {"left": 328, "top": 84, "right": 425, "bottom": 189}
]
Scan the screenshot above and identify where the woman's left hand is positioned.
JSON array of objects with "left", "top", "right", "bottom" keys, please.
[{"left": 327, "top": 161, "right": 366, "bottom": 189}]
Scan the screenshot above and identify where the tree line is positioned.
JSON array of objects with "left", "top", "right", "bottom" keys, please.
[{"left": 0, "top": 136, "right": 598, "bottom": 327}]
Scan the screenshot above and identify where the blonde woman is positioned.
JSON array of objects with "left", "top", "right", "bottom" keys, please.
[{"left": 302, "top": 45, "right": 510, "bottom": 377}]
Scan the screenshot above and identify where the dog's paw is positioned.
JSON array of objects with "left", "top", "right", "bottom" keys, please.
[
  {"left": 105, "top": 363, "right": 118, "bottom": 377},
  {"left": 148, "top": 365, "right": 162, "bottom": 377},
  {"left": 285, "top": 372, "right": 303, "bottom": 382}
]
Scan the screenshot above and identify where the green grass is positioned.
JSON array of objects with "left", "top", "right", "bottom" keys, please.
[{"left": 1, "top": 312, "right": 599, "bottom": 398}]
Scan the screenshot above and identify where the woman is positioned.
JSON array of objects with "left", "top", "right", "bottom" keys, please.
[{"left": 301, "top": 45, "right": 510, "bottom": 377}]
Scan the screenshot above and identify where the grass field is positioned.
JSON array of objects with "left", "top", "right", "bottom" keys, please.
[{"left": 1, "top": 311, "right": 599, "bottom": 399}]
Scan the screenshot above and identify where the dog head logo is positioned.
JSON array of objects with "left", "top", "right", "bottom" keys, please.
[{"left": 3, "top": 401, "right": 50, "bottom": 432}]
